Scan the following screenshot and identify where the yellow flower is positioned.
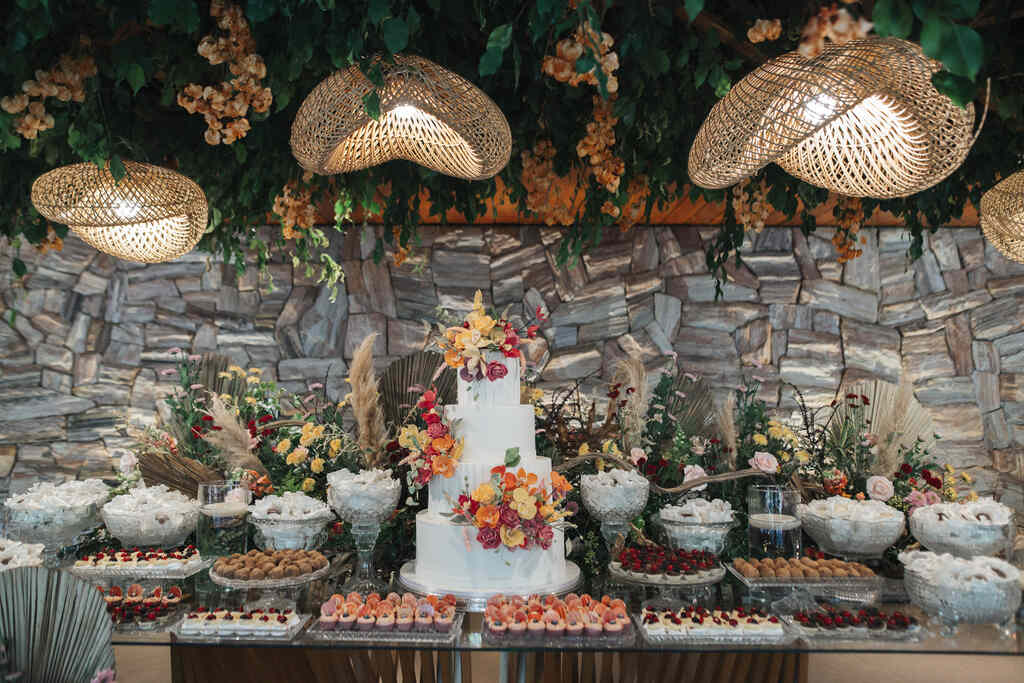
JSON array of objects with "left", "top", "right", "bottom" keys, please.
[
  {"left": 274, "top": 439, "right": 292, "bottom": 454},
  {"left": 301, "top": 422, "right": 314, "bottom": 435},
  {"left": 944, "top": 464, "right": 955, "bottom": 474},
  {"left": 534, "top": 406, "right": 544, "bottom": 417},
  {"left": 539, "top": 504, "right": 555, "bottom": 519},
  {"left": 601, "top": 439, "right": 620, "bottom": 455},
  {"left": 398, "top": 425, "right": 422, "bottom": 450},
  {"left": 244, "top": 396, "right": 258, "bottom": 405},
  {"left": 767, "top": 426, "right": 784, "bottom": 439},
  {"left": 779, "top": 451, "right": 791, "bottom": 462},
  {"left": 471, "top": 483, "right": 496, "bottom": 504},
  {"left": 512, "top": 487, "right": 532, "bottom": 504},
  {"left": 313, "top": 424, "right": 326, "bottom": 439},
  {"left": 577, "top": 443, "right": 591, "bottom": 456},
  {"left": 301, "top": 478, "right": 316, "bottom": 492},
  {"left": 448, "top": 439, "right": 464, "bottom": 462},
  {"left": 752, "top": 433, "right": 768, "bottom": 446},
  {"left": 531, "top": 388, "right": 544, "bottom": 402},
  {"left": 228, "top": 365, "right": 245, "bottom": 375},
  {"left": 310, "top": 457, "right": 325, "bottom": 474},
  {"left": 286, "top": 447, "right": 308, "bottom": 465},
  {"left": 516, "top": 501, "right": 537, "bottom": 520},
  {"left": 767, "top": 419, "right": 780, "bottom": 428},
  {"left": 500, "top": 526, "right": 525, "bottom": 548},
  {"left": 961, "top": 472, "right": 973, "bottom": 484},
  {"left": 299, "top": 432, "right": 316, "bottom": 447},
  {"left": 219, "top": 393, "right": 233, "bottom": 402},
  {"left": 217, "top": 371, "right": 232, "bottom": 379},
  {"left": 968, "top": 491, "right": 979, "bottom": 501},
  {"left": 248, "top": 368, "right": 262, "bottom": 376},
  {"left": 329, "top": 438, "right": 342, "bottom": 454},
  {"left": 795, "top": 450, "right": 811, "bottom": 464}
]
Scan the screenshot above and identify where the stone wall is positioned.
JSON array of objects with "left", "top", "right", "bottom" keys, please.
[{"left": 2, "top": 225, "right": 1023, "bottom": 512}]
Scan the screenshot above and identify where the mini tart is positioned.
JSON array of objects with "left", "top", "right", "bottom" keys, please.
[
  {"left": 337, "top": 611, "right": 357, "bottom": 630},
  {"left": 507, "top": 620, "right": 527, "bottom": 637},
  {"left": 434, "top": 611, "right": 455, "bottom": 633},
  {"left": 414, "top": 614, "right": 434, "bottom": 631},
  {"left": 318, "top": 613, "right": 338, "bottom": 630},
  {"left": 544, "top": 618, "right": 566, "bottom": 636},
  {"left": 356, "top": 614, "right": 376, "bottom": 631},
  {"left": 376, "top": 613, "right": 396, "bottom": 631}
]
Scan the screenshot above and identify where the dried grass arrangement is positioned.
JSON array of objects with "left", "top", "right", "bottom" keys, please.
[
  {"left": 981, "top": 170, "right": 1024, "bottom": 263},
  {"left": 688, "top": 37, "right": 982, "bottom": 199},
  {"left": 30, "top": 160, "right": 207, "bottom": 263},
  {"left": 200, "top": 394, "right": 266, "bottom": 475},
  {"left": 609, "top": 357, "right": 650, "bottom": 452},
  {"left": 349, "top": 334, "right": 388, "bottom": 467},
  {"left": 137, "top": 449, "right": 219, "bottom": 498},
  {"left": 291, "top": 54, "right": 511, "bottom": 180}
]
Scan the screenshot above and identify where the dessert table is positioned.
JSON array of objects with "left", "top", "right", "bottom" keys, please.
[{"left": 111, "top": 609, "right": 1021, "bottom": 683}]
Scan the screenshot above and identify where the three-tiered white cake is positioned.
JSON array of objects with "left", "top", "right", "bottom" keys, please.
[{"left": 400, "top": 353, "right": 580, "bottom": 599}]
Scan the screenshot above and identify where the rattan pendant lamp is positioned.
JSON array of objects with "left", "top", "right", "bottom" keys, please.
[
  {"left": 688, "top": 37, "right": 982, "bottom": 199},
  {"left": 981, "top": 171, "right": 1024, "bottom": 263},
  {"left": 31, "top": 161, "right": 208, "bottom": 263},
  {"left": 290, "top": 54, "right": 511, "bottom": 180}
]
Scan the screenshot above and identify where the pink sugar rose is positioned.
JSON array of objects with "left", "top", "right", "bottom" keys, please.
[
  {"left": 426, "top": 421, "right": 448, "bottom": 439},
  {"left": 683, "top": 464, "right": 708, "bottom": 491},
  {"left": 537, "top": 525, "right": 554, "bottom": 549},
  {"left": 866, "top": 475, "right": 895, "bottom": 502},
  {"left": 924, "top": 490, "right": 942, "bottom": 506},
  {"left": 476, "top": 526, "right": 501, "bottom": 550},
  {"left": 486, "top": 360, "right": 509, "bottom": 382},
  {"left": 749, "top": 451, "right": 779, "bottom": 474},
  {"left": 498, "top": 505, "right": 520, "bottom": 528}
]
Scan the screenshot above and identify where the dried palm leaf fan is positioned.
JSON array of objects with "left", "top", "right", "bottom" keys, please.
[
  {"left": 0, "top": 567, "right": 115, "bottom": 682},
  {"left": 688, "top": 37, "right": 982, "bottom": 198},
  {"left": 981, "top": 170, "right": 1024, "bottom": 263},
  {"left": 379, "top": 350, "right": 456, "bottom": 428},
  {"left": 291, "top": 54, "right": 511, "bottom": 180},
  {"left": 30, "top": 161, "right": 207, "bottom": 263}
]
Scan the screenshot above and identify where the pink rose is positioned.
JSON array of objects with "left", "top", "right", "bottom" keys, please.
[
  {"left": 426, "top": 421, "right": 448, "bottom": 439},
  {"left": 924, "top": 490, "right": 942, "bottom": 506},
  {"left": 683, "top": 464, "right": 708, "bottom": 491},
  {"left": 749, "top": 451, "right": 779, "bottom": 474},
  {"left": 905, "top": 489, "right": 927, "bottom": 510},
  {"left": 486, "top": 361, "right": 508, "bottom": 382},
  {"left": 476, "top": 527, "right": 500, "bottom": 550},
  {"left": 629, "top": 447, "right": 646, "bottom": 466},
  {"left": 498, "top": 505, "right": 520, "bottom": 528},
  {"left": 537, "top": 525, "right": 554, "bottom": 549},
  {"left": 866, "top": 475, "right": 894, "bottom": 502}
]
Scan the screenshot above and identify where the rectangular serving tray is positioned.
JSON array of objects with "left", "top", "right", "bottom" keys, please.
[
  {"left": 304, "top": 612, "right": 464, "bottom": 646},
  {"left": 780, "top": 615, "right": 922, "bottom": 642},
  {"left": 171, "top": 614, "right": 310, "bottom": 643},
  {"left": 69, "top": 558, "right": 212, "bottom": 581}
]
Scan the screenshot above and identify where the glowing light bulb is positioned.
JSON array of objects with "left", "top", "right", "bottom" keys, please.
[
  {"left": 112, "top": 198, "right": 141, "bottom": 219},
  {"left": 804, "top": 93, "right": 837, "bottom": 126},
  {"left": 390, "top": 104, "right": 421, "bottom": 118}
]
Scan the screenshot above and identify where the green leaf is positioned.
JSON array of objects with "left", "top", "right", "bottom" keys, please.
[
  {"left": 362, "top": 90, "right": 381, "bottom": 120},
  {"left": 244, "top": 0, "right": 276, "bottom": 24},
  {"left": 872, "top": 0, "right": 914, "bottom": 38},
  {"left": 931, "top": 71, "right": 975, "bottom": 107},
  {"left": 368, "top": 0, "right": 390, "bottom": 25},
  {"left": 109, "top": 155, "right": 127, "bottom": 182},
  {"left": 478, "top": 23, "right": 513, "bottom": 77},
  {"left": 683, "top": 0, "right": 704, "bottom": 21},
  {"left": 919, "top": 19, "right": 984, "bottom": 80},
  {"left": 148, "top": 0, "right": 200, "bottom": 33},
  {"left": 381, "top": 17, "right": 408, "bottom": 53},
  {"left": 12, "top": 258, "right": 26, "bottom": 278},
  {"left": 504, "top": 447, "right": 521, "bottom": 468},
  {"left": 124, "top": 63, "right": 145, "bottom": 94}
]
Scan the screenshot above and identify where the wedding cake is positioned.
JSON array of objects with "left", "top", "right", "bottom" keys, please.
[{"left": 401, "top": 352, "right": 580, "bottom": 597}]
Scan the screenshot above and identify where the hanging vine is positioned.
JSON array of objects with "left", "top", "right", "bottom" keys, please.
[{"left": 0, "top": 0, "right": 1018, "bottom": 286}]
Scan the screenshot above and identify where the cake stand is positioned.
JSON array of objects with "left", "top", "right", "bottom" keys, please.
[{"left": 397, "top": 559, "right": 582, "bottom": 612}]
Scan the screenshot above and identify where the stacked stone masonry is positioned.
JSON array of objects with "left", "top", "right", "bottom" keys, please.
[{"left": 1, "top": 225, "right": 1022, "bottom": 515}]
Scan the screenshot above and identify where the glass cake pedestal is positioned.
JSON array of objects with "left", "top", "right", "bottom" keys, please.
[{"left": 397, "top": 559, "right": 582, "bottom": 612}]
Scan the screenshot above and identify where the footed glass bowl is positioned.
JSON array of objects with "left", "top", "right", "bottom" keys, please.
[
  {"left": 910, "top": 512, "right": 1015, "bottom": 558},
  {"left": 580, "top": 475, "right": 649, "bottom": 523},
  {"left": 797, "top": 509, "right": 904, "bottom": 560},
  {"left": 658, "top": 514, "right": 734, "bottom": 554},
  {"left": 101, "top": 506, "right": 199, "bottom": 549},
  {"left": 904, "top": 567, "right": 1021, "bottom": 635},
  {"left": 4, "top": 502, "right": 101, "bottom": 548},
  {"left": 251, "top": 514, "right": 334, "bottom": 551}
]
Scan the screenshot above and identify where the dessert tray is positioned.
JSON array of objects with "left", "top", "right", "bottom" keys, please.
[
  {"left": 610, "top": 545, "right": 725, "bottom": 588},
  {"left": 308, "top": 591, "right": 461, "bottom": 645},
  {"left": 638, "top": 604, "right": 794, "bottom": 645},
  {"left": 306, "top": 612, "right": 463, "bottom": 645},
  {"left": 70, "top": 547, "right": 210, "bottom": 580},
  {"left": 782, "top": 605, "right": 921, "bottom": 642},
  {"left": 173, "top": 609, "right": 309, "bottom": 642},
  {"left": 727, "top": 557, "right": 882, "bottom": 602},
  {"left": 208, "top": 562, "right": 330, "bottom": 590},
  {"left": 481, "top": 593, "right": 634, "bottom": 647},
  {"left": 102, "top": 584, "right": 190, "bottom": 630},
  {"left": 608, "top": 564, "right": 726, "bottom": 588}
]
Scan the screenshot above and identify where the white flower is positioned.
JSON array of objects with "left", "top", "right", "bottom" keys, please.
[
  {"left": 118, "top": 451, "right": 138, "bottom": 475},
  {"left": 683, "top": 464, "right": 708, "bottom": 491},
  {"left": 866, "top": 475, "right": 895, "bottom": 502},
  {"left": 629, "top": 447, "right": 646, "bottom": 466}
]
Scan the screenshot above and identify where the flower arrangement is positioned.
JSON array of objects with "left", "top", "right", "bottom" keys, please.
[
  {"left": 448, "top": 457, "right": 575, "bottom": 552},
  {"left": 732, "top": 382, "right": 808, "bottom": 485},
  {"left": 435, "top": 290, "right": 542, "bottom": 382},
  {"left": 396, "top": 388, "right": 464, "bottom": 493},
  {"left": 266, "top": 417, "right": 360, "bottom": 500}
]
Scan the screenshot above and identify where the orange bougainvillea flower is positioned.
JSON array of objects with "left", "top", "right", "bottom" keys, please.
[
  {"left": 475, "top": 504, "right": 500, "bottom": 528},
  {"left": 431, "top": 434, "right": 454, "bottom": 452},
  {"left": 431, "top": 454, "right": 455, "bottom": 478},
  {"left": 550, "top": 471, "right": 573, "bottom": 493},
  {"left": 502, "top": 471, "right": 518, "bottom": 490}
]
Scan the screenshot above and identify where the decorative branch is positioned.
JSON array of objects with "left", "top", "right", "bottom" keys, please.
[{"left": 555, "top": 453, "right": 769, "bottom": 495}]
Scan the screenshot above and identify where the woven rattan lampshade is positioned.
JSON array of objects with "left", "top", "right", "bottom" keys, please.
[
  {"left": 31, "top": 161, "right": 207, "bottom": 263},
  {"left": 688, "top": 37, "right": 979, "bottom": 199},
  {"left": 291, "top": 54, "right": 511, "bottom": 180},
  {"left": 981, "top": 171, "right": 1024, "bottom": 263}
]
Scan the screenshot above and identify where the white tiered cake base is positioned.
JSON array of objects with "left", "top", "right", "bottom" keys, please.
[{"left": 399, "top": 512, "right": 581, "bottom": 611}]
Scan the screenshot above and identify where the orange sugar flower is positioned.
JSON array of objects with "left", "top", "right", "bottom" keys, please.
[
  {"left": 502, "top": 471, "right": 518, "bottom": 490},
  {"left": 432, "top": 454, "right": 455, "bottom": 478},
  {"left": 539, "top": 504, "right": 555, "bottom": 519},
  {"left": 444, "top": 348, "right": 464, "bottom": 368},
  {"left": 432, "top": 434, "right": 454, "bottom": 452},
  {"left": 475, "top": 504, "right": 500, "bottom": 528},
  {"left": 550, "top": 471, "right": 572, "bottom": 493}
]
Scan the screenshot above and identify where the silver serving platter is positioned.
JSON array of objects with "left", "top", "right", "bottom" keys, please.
[
  {"left": 636, "top": 614, "right": 795, "bottom": 647},
  {"left": 780, "top": 615, "right": 922, "bottom": 641},
  {"left": 305, "top": 612, "right": 464, "bottom": 645},
  {"left": 726, "top": 565, "right": 882, "bottom": 603},
  {"left": 397, "top": 560, "right": 582, "bottom": 613},
  {"left": 171, "top": 614, "right": 310, "bottom": 642}
]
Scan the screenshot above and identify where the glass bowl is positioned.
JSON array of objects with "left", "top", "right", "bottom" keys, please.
[
  {"left": 580, "top": 474, "right": 649, "bottom": 523},
  {"left": 4, "top": 501, "right": 102, "bottom": 550},
  {"left": 904, "top": 566, "right": 1021, "bottom": 633},
  {"left": 251, "top": 514, "right": 334, "bottom": 550},
  {"left": 796, "top": 508, "right": 905, "bottom": 560},
  {"left": 101, "top": 505, "right": 199, "bottom": 549},
  {"left": 327, "top": 480, "right": 400, "bottom": 525},
  {"left": 910, "top": 511, "right": 1015, "bottom": 558},
  {"left": 658, "top": 514, "right": 734, "bottom": 554}
]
